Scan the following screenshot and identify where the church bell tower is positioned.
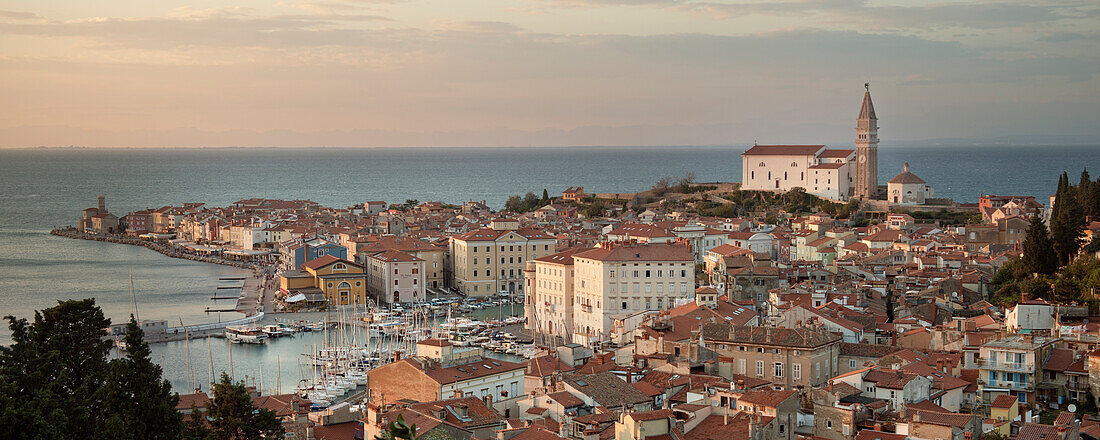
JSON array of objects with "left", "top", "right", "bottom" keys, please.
[{"left": 854, "top": 83, "right": 878, "bottom": 199}]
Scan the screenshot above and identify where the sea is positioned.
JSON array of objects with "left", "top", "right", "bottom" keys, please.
[{"left": 0, "top": 144, "right": 1097, "bottom": 394}]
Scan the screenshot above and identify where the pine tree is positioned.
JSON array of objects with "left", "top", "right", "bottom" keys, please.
[
  {"left": 101, "top": 316, "right": 183, "bottom": 440},
  {"left": 541, "top": 189, "right": 550, "bottom": 205},
  {"left": 1021, "top": 215, "right": 1057, "bottom": 276},
  {"left": 207, "top": 373, "right": 284, "bottom": 440},
  {"left": 0, "top": 299, "right": 113, "bottom": 440},
  {"left": 1051, "top": 171, "right": 1087, "bottom": 266}
]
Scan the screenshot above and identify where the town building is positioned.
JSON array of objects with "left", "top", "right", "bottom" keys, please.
[
  {"left": 367, "top": 340, "right": 526, "bottom": 414},
  {"left": 887, "top": 163, "right": 934, "bottom": 205},
  {"left": 740, "top": 86, "right": 878, "bottom": 201},
  {"left": 278, "top": 255, "right": 368, "bottom": 305},
  {"left": 450, "top": 218, "right": 556, "bottom": 296},
  {"left": 700, "top": 323, "right": 842, "bottom": 389},
  {"left": 524, "top": 247, "right": 591, "bottom": 345},
  {"left": 365, "top": 249, "right": 425, "bottom": 304},
  {"left": 570, "top": 242, "right": 695, "bottom": 347},
  {"left": 977, "top": 335, "right": 1057, "bottom": 406}
]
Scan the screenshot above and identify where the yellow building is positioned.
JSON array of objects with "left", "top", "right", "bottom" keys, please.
[
  {"left": 449, "top": 218, "right": 556, "bottom": 297},
  {"left": 279, "top": 255, "right": 368, "bottom": 305},
  {"left": 987, "top": 394, "right": 1019, "bottom": 436}
]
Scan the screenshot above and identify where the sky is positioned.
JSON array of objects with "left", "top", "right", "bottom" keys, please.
[{"left": 0, "top": 0, "right": 1097, "bottom": 147}]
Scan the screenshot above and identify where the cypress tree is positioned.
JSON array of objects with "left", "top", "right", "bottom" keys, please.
[
  {"left": 1051, "top": 172, "right": 1086, "bottom": 266},
  {"left": 101, "top": 316, "right": 183, "bottom": 440},
  {"left": 1021, "top": 215, "right": 1057, "bottom": 276},
  {"left": 1078, "top": 169, "right": 1098, "bottom": 219}
]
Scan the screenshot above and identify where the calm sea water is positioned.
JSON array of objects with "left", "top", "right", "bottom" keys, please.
[{"left": 1, "top": 144, "right": 1096, "bottom": 392}]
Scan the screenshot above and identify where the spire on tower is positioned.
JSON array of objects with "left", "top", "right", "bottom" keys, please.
[{"left": 859, "top": 84, "right": 876, "bottom": 120}]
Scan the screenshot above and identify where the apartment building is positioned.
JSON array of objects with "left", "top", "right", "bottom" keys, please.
[
  {"left": 570, "top": 242, "right": 695, "bottom": 347},
  {"left": 977, "top": 335, "right": 1057, "bottom": 406},
  {"left": 523, "top": 247, "right": 590, "bottom": 344},
  {"left": 450, "top": 218, "right": 556, "bottom": 297},
  {"left": 700, "top": 323, "right": 842, "bottom": 389},
  {"left": 356, "top": 235, "right": 446, "bottom": 289},
  {"left": 365, "top": 250, "right": 425, "bottom": 304}
]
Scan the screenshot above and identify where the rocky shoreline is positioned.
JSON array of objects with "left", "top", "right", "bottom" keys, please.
[{"left": 49, "top": 227, "right": 260, "bottom": 270}]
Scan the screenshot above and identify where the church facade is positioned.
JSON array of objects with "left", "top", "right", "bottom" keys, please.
[{"left": 741, "top": 86, "right": 879, "bottom": 201}]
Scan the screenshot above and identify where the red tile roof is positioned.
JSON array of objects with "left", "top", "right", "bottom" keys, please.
[{"left": 742, "top": 145, "right": 825, "bottom": 156}]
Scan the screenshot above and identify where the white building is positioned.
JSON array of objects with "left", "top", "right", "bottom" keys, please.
[
  {"left": 741, "top": 86, "right": 879, "bottom": 201},
  {"left": 1005, "top": 299, "right": 1054, "bottom": 333},
  {"left": 887, "top": 162, "right": 935, "bottom": 205},
  {"left": 366, "top": 249, "right": 425, "bottom": 304},
  {"left": 741, "top": 145, "right": 856, "bottom": 200},
  {"left": 524, "top": 247, "right": 588, "bottom": 344},
  {"left": 570, "top": 242, "right": 695, "bottom": 347}
]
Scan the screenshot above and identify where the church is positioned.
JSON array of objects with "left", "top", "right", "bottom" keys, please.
[{"left": 741, "top": 85, "right": 879, "bottom": 201}]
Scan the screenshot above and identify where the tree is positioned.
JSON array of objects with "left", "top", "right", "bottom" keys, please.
[
  {"left": 1021, "top": 215, "right": 1058, "bottom": 276},
  {"left": 541, "top": 189, "right": 550, "bottom": 205},
  {"left": 1051, "top": 172, "right": 1087, "bottom": 265},
  {"left": 101, "top": 316, "right": 183, "bottom": 440},
  {"left": 584, "top": 201, "right": 606, "bottom": 218},
  {"left": 182, "top": 404, "right": 212, "bottom": 440},
  {"left": 376, "top": 414, "right": 418, "bottom": 440},
  {"left": 206, "top": 373, "right": 283, "bottom": 440},
  {"left": 504, "top": 195, "right": 524, "bottom": 213},
  {"left": 522, "top": 192, "right": 540, "bottom": 210},
  {"left": 0, "top": 299, "right": 113, "bottom": 440}
]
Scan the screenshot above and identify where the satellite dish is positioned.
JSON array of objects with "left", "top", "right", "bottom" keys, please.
[{"left": 1069, "top": 404, "right": 1077, "bottom": 413}]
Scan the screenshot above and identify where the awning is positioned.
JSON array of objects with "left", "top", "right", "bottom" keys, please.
[{"left": 285, "top": 293, "right": 307, "bottom": 303}]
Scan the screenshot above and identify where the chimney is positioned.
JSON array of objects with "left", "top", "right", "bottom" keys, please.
[{"left": 913, "top": 410, "right": 921, "bottom": 422}]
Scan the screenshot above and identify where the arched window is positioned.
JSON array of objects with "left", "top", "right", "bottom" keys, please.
[
  {"left": 791, "top": 162, "right": 797, "bottom": 167},
  {"left": 759, "top": 162, "right": 765, "bottom": 167}
]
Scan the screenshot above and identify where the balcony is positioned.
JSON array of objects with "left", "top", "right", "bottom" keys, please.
[
  {"left": 1068, "top": 381, "right": 1090, "bottom": 391},
  {"left": 985, "top": 379, "right": 1034, "bottom": 392},
  {"left": 983, "top": 361, "right": 1034, "bottom": 374}
]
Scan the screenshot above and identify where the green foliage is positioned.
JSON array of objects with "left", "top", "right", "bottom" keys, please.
[
  {"left": 183, "top": 404, "right": 212, "bottom": 440},
  {"left": 204, "top": 373, "right": 284, "bottom": 440},
  {"left": 1021, "top": 215, "right": 1058, "bottom": 276},
  {"left": 980, "top": 431, "right": 1010, "bottom": 440},
  {"left": 377, "top": 414, "right": 418, "bottom": 440},
  {"left": 1079, "top": 389, "right": 1098, "bottom": 415},
  {"left": 0, "top": 299, "right": 183, "bottom": 440},
  {"left": 906, "top": 209, "right": 982, "bottom": 226},
  {"left": 1051, "top": 172, "right": 1087, "bottom": 265},
  {"left": 0, "top": 299, "right": 113, "bottom": 440},
  {"left": 504, "top": 192, "right": 549, "bottom": 213},
  {"left": 583, "top": 201, "right": 606, "bottom": 218},
  {"left": 100, "top": 316, "right": 183, "bottom": 440}
]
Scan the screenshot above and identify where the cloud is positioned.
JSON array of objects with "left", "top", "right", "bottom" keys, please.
[{"left": 0, "top": 10, "right": 44, "bottom": 20}]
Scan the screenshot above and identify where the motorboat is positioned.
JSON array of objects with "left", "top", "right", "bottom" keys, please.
[{"left": 225, "top": 326, "right": 268, "bottom": 344}]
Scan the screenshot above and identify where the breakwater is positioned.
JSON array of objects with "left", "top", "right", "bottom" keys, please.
[{"left": 50, "top": 227, "right": 260, "bottom": 270}]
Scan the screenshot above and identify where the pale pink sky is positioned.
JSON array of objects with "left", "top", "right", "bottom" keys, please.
[{"left": 1, "top": 1, "right": 1097, "bottom": 147}]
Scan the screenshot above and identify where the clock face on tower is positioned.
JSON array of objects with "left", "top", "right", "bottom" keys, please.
[{"left": 859, "top": 154, "right": 866, "bottom": 164}]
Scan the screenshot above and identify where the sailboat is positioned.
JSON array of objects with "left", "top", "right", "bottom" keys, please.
[{"left": 114, "top": 267, "right": 139, "bottom": 351}]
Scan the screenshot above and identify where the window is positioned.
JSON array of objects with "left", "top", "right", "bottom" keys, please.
[
  {"left": 826, "top": 421, "right": 832, "bottom": 429},
  {"left": 755, "top": 361, "right": 764, "bottom": 377},
  {"left": 793, "top": 363, "right": 801, "bottom": 381},
  {"left": 394, "top": 280, "right": 399, "bottom": 286},
  {"left": 774, "top": 362, "right": 784, "bottom": 378},
  {"left": 645, "top": 270, "right": 651, "bottom": 277},
  {"left": 738, "top": 359, "right": 746, "bottom": 375},
  {"left": 622, "top": 301, "right": 627, "bottom": 310},
  {"left": 413, "top": 279, "right": 417, "bottom": 285},
  {"left": 849, "top": 359, "right": 857, "bottom": 368}
]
